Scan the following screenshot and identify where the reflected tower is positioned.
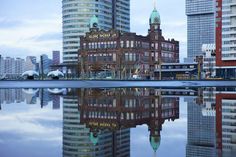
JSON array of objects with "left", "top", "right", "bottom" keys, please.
[
  {"left": 63, "top": 89, "right": 130, "bottom": 157},
  {"left": 186, "top": 88, "right": 217, "bottom": 157}
]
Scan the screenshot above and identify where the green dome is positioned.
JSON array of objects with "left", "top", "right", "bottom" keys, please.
[
  {"left": 149, "top": 8, "right": 161, "bottom": 25},
  {"left": 90, "top": 132, "right": 98, "bottom": 145},
  {"left": 150, "top": 136, "right": 161, "bottom": 152},
  {"left": 90, "top": 15, "right": 99, "bottom": 28}
]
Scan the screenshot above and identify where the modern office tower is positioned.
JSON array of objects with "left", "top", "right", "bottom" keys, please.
[
  {"left": 25, "top": 56, "right": 37, "bottom": 71},
  {"left": 186, "top": 0, "right": 215, "bottom": 62},
  {"left": 186, "top": 96, "right": 217, "bottom": 157},
  {"left": 52, "top": 51, "right": 60, "bottom": 65},
  {"left": 40, "top": 54, "right": 52, "bottom": 74},
  {"left": 62, "top": 0, "right": 130, "bottom": 64},
  {"left": 215, "top": 0, "right": 236, "bottom": 78},
  {"left": 15, "top": 58, "right": 25, "bottom": 76}
]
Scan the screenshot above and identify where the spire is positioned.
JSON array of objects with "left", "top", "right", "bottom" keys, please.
[
  {"left": 153, "top": 151, "right": 157, "bottom": 157},
  {"left": 153, "top": 0, "right": 156, "bottom": 9}
]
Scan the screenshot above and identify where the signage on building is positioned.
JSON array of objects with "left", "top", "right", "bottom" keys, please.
[{"left": 88, "top": 32, "right": 117, "bottom": 39}]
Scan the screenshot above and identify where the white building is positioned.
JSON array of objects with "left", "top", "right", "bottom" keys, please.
[
  {"left": 15, "top": 58, "right": 25, "bottom": 75},
  {"left": 202, "top": 44, "right": 216, "bottom": 78},
  {"left": 222, "top": 1, "right": 236, "bottom": 61}
]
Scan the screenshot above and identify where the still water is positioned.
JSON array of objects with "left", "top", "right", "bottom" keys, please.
[{"left": 0, "top": 87, "right": 235, "bottom": 157}]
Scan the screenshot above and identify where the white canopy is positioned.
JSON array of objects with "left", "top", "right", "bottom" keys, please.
[
  {"left": 22, "top": 70, "right": 39, "bottom": 77},
  {"left": 47, "top": 70, "right": 64, "bottom": 77}
]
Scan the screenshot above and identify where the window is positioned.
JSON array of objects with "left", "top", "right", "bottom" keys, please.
[
  {"left": 126, "top": 41, "right": 130, "bottom": 48},
  {"left": 121, "top": 41, "right": 124, "bottom": 48},
  {"left": 131, "top": 41, "right": 134, "bottom": 48}
]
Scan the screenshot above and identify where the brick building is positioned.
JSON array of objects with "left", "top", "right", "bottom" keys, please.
[{"left": 79, "top": 7, "right": 179, "bottom": 79}]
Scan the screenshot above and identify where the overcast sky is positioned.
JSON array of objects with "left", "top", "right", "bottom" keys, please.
[{"left": 0, "top": 0, "right": 186, "bottom": 62}]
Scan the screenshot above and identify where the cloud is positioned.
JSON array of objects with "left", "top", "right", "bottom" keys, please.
[
  {"left": 0, "top": 105, "right": 62, "bottom": 144},
  {"left": 0, "top": 18, "right": 62, "bottom": 58},
  {"left": 0, "top": 0, "right": 187, "bottom": 61},
  {"left": 31, "top": 32, "right": 62, "bottom": 42}
]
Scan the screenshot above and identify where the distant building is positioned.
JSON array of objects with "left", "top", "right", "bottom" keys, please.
[
  {"left": 52, "top": 51, "right": 60, "bottom": 65},
  {"left": 25, "top": 56, "right": 37, "bottom": 71},
  {"left": 154, "top": 62, "right": 198, "bottom": 80},
  {"left": 15, "top": 58, "right": 25, "bottom": 75},
  {"left": 79, "top": 7, "right": 179, "bottom": 79},
  {"left": 186, "top": 0, "right": 215, "bottom": 62},
  {"left": 40, "top": 54, "right": 52, "bottom": 75},
  {"left": 0, "top": 55, "right": 3, "bottom": 75},
  {"left": 4, "top": 57, "right": 15, "bottom": 75}
]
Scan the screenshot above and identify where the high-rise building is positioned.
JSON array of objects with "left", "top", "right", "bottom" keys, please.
[
  {"left": 4, "top": 57, "right": 15, "bottom": 75},
  {"left": 15, "top": 58, "right": 25, "bottom": 75},
  {"left": 25, "top": 56, "right": 37, "bottom": 71},
  {"left": 186, "top": 0, "right": 215, "bottom": 62},
  {"left": 40, "top": 54, "right": 52, "bottom": 74},
  {"left": 52, "top": 51, "right": 60, "bottom": 65},
  {"left": 215, "top": 0, "right": 236, "bottom": 78},
  {"left": 62, "top": 0, "right": 130, "bottom": 64}
]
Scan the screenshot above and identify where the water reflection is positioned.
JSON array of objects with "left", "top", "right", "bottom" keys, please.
[{"left": 0, "top": 87, "right": 235, "bottom": 156}]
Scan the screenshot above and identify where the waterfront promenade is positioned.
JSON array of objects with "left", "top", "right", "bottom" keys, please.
[{"left": 0, "top": 80, "right": 236, "bottom": 88}]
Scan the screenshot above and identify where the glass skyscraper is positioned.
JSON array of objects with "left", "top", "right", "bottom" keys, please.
[
  {"left": 62, "top": 0, "right": 130, "bottom": 64},
  {"left": 186, "top": 0, "right": 215, "bottom": 62}
]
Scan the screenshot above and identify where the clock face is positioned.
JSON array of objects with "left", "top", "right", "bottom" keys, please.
[
  {"left": 154, "top": 17, "right": 159, "bottom": 23},
  {"left": 93, "top": 23, "right": 98, "bottom": 28}
]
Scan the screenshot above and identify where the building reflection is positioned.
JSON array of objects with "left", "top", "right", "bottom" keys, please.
[
  {"left": 2, "top": 87, "right": 236, "bottom": 156},
  {"left": 186, "top": 87, "right": 236, "bottom": 157},
  {"left": 63, "top": 89, "right": 130, "bottom": 157},
  {"left": 76, "top": 88, "right": 180, "bottom": 155},
  {"left": 0, "top": 88, "right": 62, "bottom": 110}
]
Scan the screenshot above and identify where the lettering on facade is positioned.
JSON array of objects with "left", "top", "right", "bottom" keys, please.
[{"left": 88, "top": 33, "right": 117, "bottom": 39}]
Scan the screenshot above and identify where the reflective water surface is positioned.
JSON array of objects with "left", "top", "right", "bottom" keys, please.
[{"left": 0, "top": 87, "right": 235, "bottom": 157}]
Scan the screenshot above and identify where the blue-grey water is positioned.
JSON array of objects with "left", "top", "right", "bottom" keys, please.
[{"left": 0, "top": 87, "right": 235, "bottom": 157}]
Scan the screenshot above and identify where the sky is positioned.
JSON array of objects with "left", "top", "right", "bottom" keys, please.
[{"left": 0, "top": 0, "right": 187, "bottom": 62}]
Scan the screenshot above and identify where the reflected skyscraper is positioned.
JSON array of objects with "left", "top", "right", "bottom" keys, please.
[
  {"left": 215, "top": 92, "right": 236, "bottom": 156},
  {"left": 186, "top": 89, "right": 217, "bottom": 157},
  {"left": 63, "top": 89, "right": 130, "bottom": 157}
]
